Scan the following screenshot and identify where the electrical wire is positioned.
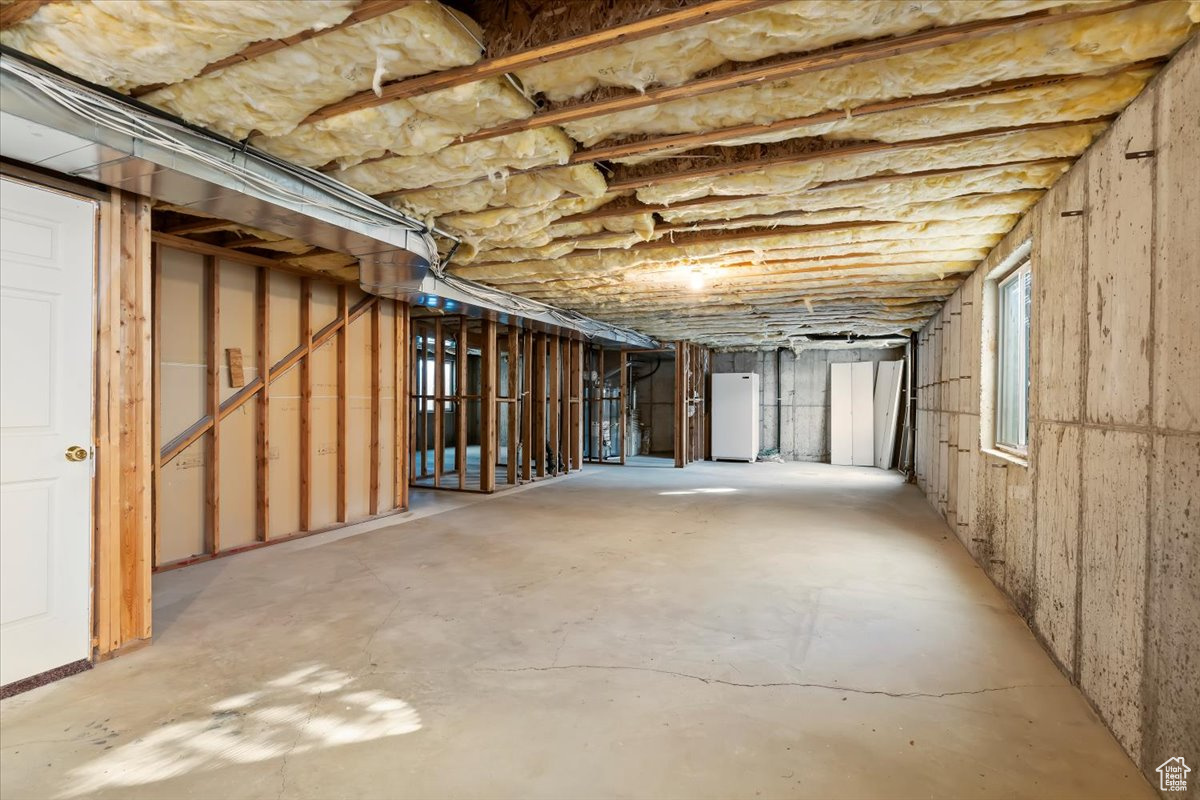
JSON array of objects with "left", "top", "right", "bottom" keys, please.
[
  {"left": 3, "top": 55, "right": 655, "bottom": 348},
  {"left": 2, "top": 56, "right": 432, "bottom": 235}
]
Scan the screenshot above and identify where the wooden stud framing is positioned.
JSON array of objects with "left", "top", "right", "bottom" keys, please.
[
  {"left": 570, "top": 338, "right": 583, "bottom": 471},
  {"left": 256, "top": 267, "right": 270, "bottom": 541},
  {"left": 480, "top": 318, "right": 498, "bottom": 492},
  {"left": 618, "top": 349, "right": 628, "bottom": 465},
  {"left": 456, "top": 319, "right": 468, "bottom": 490},
  {"left": 433, "top": 317, "right": 445, "bottom": 487},
  {"left": 675, "top": 341, "right": 687, "bottom": 469},
  {"left": 148, "top": 238, "right": 407, "bottom": 574},
  {"left": 533, "top": 333, "right": 547, "bottom": 478},
  {"left": 521, "top": 330, "right": 533, "bottom": 482},
  {"left": 548, "top": 335, "right": 561, "bottom": 474},
  {"left": 369, "top": 301, "right": 381, "bottom": 515},
  {"left": 336, "top": 286, "right": 348, "bottom": 522},
  {"left": 394, "top": 300, "right": 409, "bottom": 510},
  {"left": 205, "top": 255, "right": 221, "bottom": 552},
  {"left": 507, "top": 326, "right": 519, "bottom": 486},
  {"left": 299, "top": 280, "right": 312, "bottom": 530}
]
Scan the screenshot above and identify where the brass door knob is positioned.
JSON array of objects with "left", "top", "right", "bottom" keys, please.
[{"left": 65, "top": 445, "right": 88, "bottom": 462}]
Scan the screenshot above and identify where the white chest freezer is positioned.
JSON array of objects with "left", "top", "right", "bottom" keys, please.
[{"left": 711, "top": 373, "right": 760, "bottom": 461}]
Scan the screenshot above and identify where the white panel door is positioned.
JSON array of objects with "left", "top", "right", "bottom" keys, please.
[{"left": 0, "top": 178, "right": 95, "bottom": 685}]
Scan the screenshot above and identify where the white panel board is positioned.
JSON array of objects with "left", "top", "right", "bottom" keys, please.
[
  {"left": 874, "top": 361, "right": 904, "bottom": 469},
  {"left": 830, "top": 363, "right": 852, "bottom": 465},
  {"left": 851, "top": 362, "right": 875, "bottom": 465}
]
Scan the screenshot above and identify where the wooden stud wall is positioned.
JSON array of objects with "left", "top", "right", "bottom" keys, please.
[
  {"left": 410, "top": 318, "right": 581, "bottom": 493},
  {"left": 582, "top": 344, "right": 627, "bottom": 464},
  {"left": 153, "top": 238, "right": 409, "bottom": 569},
  {"left": 673, "top": 341, "right": 711, "bottom": 468}
]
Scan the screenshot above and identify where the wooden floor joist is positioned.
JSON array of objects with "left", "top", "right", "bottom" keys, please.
[
  {"left": 302, "top": 0, "right": 784, "bottom": 124},
  {"left": 447, "top": 1, "right": 1144, "bottom": 145},
  {"left": 546, "top": 157, "right": 1072, "bottom": 227},
  {"left": 365, "top": 63, "right": 1147, "bottom": 186},
  {"left": 130, "top": 0, "right": 415, "bottom": 96},
  {"left": 603, "top": 117, "right": 1110, "bottom": 193}
]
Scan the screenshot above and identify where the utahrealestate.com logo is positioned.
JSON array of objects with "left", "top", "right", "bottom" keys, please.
[{"left": 1157, "top": 757, "right": 1191, "bottom": 792}]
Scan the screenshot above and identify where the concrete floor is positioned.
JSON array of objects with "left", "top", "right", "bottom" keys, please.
[{"left": 0, "top": 462, "right": 1154, "bottom": 800}]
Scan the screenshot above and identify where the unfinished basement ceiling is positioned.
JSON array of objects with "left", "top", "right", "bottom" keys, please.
[{"left": 4, "top": 0, "right": 1197, "bottom": 349}]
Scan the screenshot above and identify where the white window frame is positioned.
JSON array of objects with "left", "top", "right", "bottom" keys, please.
[{"left": 980, "top": 240, "right": 1032, "bottom": 466}]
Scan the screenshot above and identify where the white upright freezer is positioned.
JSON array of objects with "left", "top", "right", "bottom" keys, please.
[{"left": 711, "top": 373, "right": 760, "bottom": 461}]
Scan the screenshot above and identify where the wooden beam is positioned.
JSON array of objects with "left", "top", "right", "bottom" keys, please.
[
  {"left": 603, "top": 117, "right": 1110, "bottom": 193},
  {"left": 299, "top": 279, "right": 312, "bottom": 531},
  {"left": 130, "top": 1, "right": 415, "bottom": 95},
  {"left": 336, "top": 286, "right": 348, "bottom": 522},
  {"left": 205, "top": 255, "right": 220, "bottom": 553},
  {"left": 256, "top": 267, "right": 270, "bottom": 541},
  {"left": 480, "top": 318, "right": 498, "bottom": 492},
  {"left": 449, "top": 1, "right": 1144, "bottom": 145},
  {"left": 0, "top": 0, "right": 55, "bottom": 29},
  {"left": 369, "top": 301, "right": 381, "bottom": 515},
  {"left": 302, "top": 1, "right": 783, "bottom": 124},
  {"left": 372, "top": 63, "right": 1144, "bottom": 188},
  {"left": 152, "top": 232, "right": 354, "bottom": 282},
  {"left": 575, "top": 62, "right": 1160, "bottom": 165},
  {"left": 550, "top": 157, "right": 1071, "bottom": 227},
  {"left": 95, "top": 189, "right": 153, "bottom": 652}
]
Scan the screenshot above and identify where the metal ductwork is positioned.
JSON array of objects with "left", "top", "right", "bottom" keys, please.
[
  {"left": 0, "top": 49, "right": 659, "bottom": 350},
  {"left": 0, "top": 50, "right": 436, "bottom": 290}
]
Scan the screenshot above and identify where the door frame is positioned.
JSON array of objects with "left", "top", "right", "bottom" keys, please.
[{"left": 1, "top": 161, "right": 154, "bottom": 663}]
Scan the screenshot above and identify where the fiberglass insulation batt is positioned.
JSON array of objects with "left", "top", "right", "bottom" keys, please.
[
  {"left": 0, "top": 0, "right": 358, "bottom": 91},
  {"left": 562, "top": 2, "right": 1195, "bottom": 146},
  {"left": 516, "top": 0, "right": 1088, "bottom": 100},
  {"left": 143, "top": 3, "right": 484, "bottom": 140}
]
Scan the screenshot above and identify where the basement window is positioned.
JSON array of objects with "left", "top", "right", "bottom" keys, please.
[{"left": 995, "top": 261, "right": 1031, "bottom": 453}]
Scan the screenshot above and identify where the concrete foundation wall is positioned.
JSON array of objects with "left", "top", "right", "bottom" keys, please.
[
  {"left": 712, "top": 348, "right": 903, "bottom": 461},
  {"left": 914, "top": 39, "right": 1199, "bottom": 798}
]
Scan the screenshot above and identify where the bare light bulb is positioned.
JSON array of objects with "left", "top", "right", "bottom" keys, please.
[{"left": 688, "top": 272, "right": 705, "bottom": 291}]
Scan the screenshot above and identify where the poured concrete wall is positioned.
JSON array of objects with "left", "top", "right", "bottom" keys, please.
[
  {"left": 915, "top": 38, "right": 1199, "bottom": 797},
  {"left": 713, "top": 347, "right": 903, "bottom": 461}
]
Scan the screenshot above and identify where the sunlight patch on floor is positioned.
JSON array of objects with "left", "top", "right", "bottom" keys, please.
[{"left": 59, "top": 665, "right": 420, "bottom": 798}]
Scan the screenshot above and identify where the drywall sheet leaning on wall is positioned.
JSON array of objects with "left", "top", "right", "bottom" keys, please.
[
  {"left": 874, "top": 361, "right": 904, "bottom": 469},
  {"left": 851, "top": 362, "right": 875, "bottom": 466}
]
